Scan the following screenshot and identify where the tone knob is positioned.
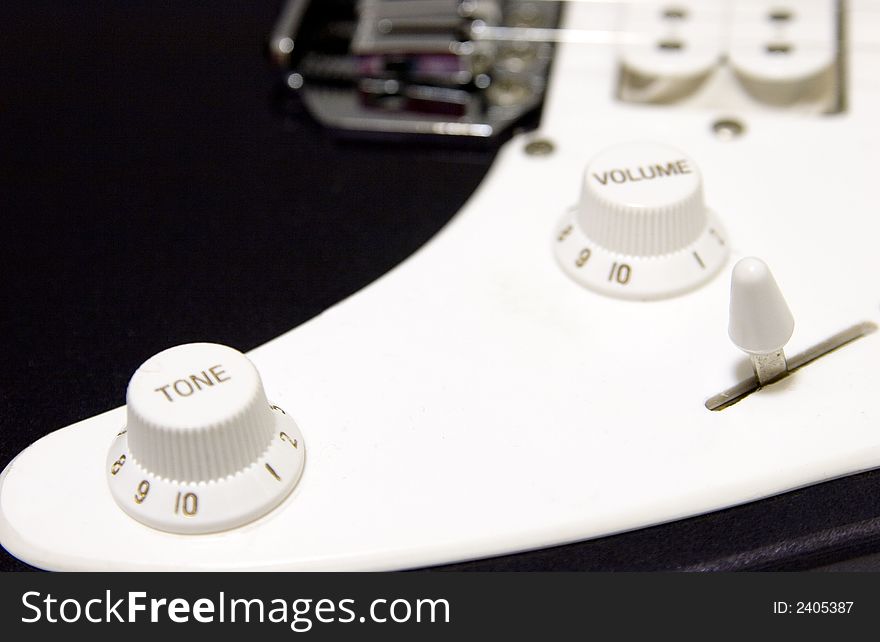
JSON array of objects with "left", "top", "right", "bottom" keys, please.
[
  {"left": 106, "top": 343, "right": 305, "bottom": 534},
  {"left": 554, "top": 142, "right": 729, "bottom": 300}
]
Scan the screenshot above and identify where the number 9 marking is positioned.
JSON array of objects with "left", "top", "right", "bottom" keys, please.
[
  {"left": 134, "top": 480, "right": 150, "bottom": 504},
  {"left": 575, "top": 248, "right": 591, "bottom": 268}
]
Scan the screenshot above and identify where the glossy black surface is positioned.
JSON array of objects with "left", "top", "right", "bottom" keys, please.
[{"left": 2, "top": 1, "right": 879, "bottom": 571}]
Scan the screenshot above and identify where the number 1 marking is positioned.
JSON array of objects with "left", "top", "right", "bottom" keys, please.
[{"left": 265, "top": 463, "right": 281, "bottom": 481}]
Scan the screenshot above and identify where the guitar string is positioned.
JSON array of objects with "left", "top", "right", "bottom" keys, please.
[
  {"left": 466, "top": 24, "right": 878, "bottom": 52},
  {"left": 346, "top": 2, "right": 880, "bottom": 56},
  {"left": 470, "top": 0, "right": 869, "bottom": 50}
]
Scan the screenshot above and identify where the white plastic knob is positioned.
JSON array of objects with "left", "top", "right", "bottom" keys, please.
[
  {"left": 106, "top": 343, "right": 305, "bottom": 534},
  {"left": 577, "top": 142, "right": 706, "bottom": 256},
  {"left": 729, "top": 257, "right": 795, "bottom": 354},
  {"left": 554, "top": 142, "right": 729, "bottom": 300}
]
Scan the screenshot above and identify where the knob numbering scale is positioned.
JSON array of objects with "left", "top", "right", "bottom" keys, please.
[
  {"left": 554, "top": 142, "right": 729, "bottom": 300},
  {"left": 106, "top": 343, "right": 305, "bottom": 535}
]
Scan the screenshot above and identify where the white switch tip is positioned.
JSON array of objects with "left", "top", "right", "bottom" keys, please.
[{"left": 728, "top": 257, "right": 795, "bottom": 354}]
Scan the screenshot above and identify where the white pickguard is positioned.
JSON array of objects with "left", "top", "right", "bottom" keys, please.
[{"left": 3, "top": 1, "right": 880, "bottom": 570}]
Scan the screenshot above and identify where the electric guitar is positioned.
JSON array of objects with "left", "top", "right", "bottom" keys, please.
[{"left": 3, "top": 0, "right": 880, "bottom": 571}]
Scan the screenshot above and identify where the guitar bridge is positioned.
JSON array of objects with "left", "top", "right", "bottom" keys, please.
[{"left": 269, "top": 0, "right": 561, "bottom": 139}]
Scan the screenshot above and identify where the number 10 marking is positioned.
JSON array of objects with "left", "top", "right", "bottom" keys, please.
[
  {"left": 174, "top": 492, "right": 198, "bottom": 516},
  {"left": 608, "top": 262, "right": 632, "bottom": 284}
]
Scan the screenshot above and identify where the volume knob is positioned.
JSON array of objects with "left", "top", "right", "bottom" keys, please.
[
  {"left": 554, "top": 142, "right": 729, "bottom": 300},
  {"left": 106, "top": 343, "right": 305, "bottom": 534}
]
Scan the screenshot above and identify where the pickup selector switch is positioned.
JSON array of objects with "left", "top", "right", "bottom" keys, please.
[
  {"left": 106, "top": 343, "right": 305, "bottom": 534},
  {"left": 554, "top": 142, "right": 729, "bottom": 300},
  {"left": 728, "top": 257, "right": 795, "bottom": 384}
]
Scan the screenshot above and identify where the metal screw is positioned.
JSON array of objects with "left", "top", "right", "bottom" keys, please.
[
  {"left": 712, "top": 118, "right": 746, "bottom": 141},
  {"left": 663, "top": 7, "right": 688, "bottom": 20},
  {"left": 657, "top": 39, "right": 684, "bottom": 51},
  {"left": 525, "top": 139, "right": 555, "bottom": 156},
  {"left": 766, "top": 42, "right": 793, "bottom": 55},
  {"left": 287, "top": 72, "right": 304, "bottom": 90},
  {"left": 768, "top": 9, "right": 793, "bottom": 22}
]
